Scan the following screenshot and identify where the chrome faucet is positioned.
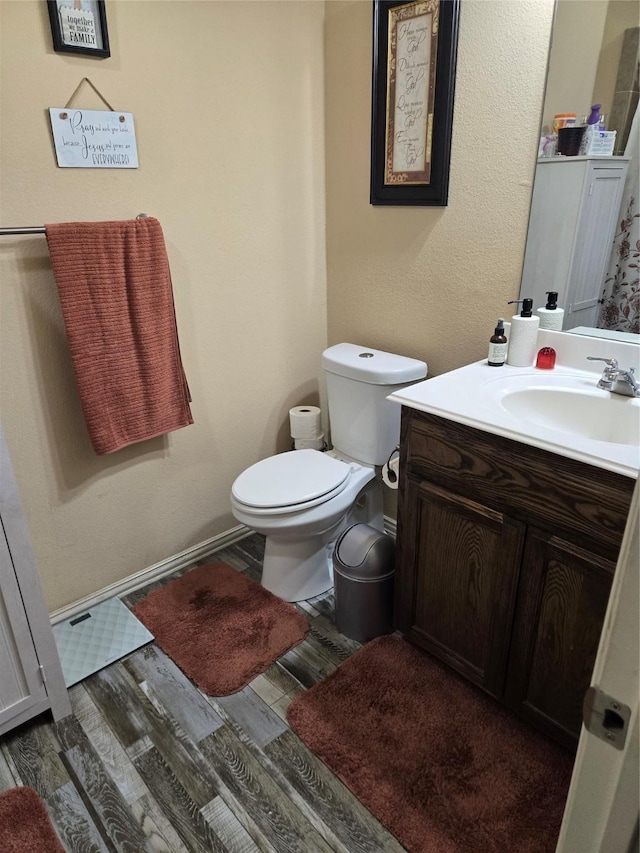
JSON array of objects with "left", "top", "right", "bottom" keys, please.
[{"left": 586, "top": 357, "right": 640, "bottom": 397}]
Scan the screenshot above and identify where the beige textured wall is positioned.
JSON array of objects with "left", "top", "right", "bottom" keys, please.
[
  {"left": 593, "top": 0, "right": 640, "bottom": 125},
  {"left": 1, "top": 0, "right": 556, "bottom": 614},
  {"left": 542, "top": 0, "right": 640, "bottom": 134},
  {"left": 542, "top": 0, "right": 609, "bottom": 132},
  {"left": 0, "top": 0, "right": 327, "bottom": 610},
  {"left": 325, "top": 0, "right": 555, "bottom": 377}
]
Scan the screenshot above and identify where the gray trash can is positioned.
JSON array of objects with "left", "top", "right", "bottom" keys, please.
[{"left": 333, "top": 523, "right": 396, "bottom": 643}]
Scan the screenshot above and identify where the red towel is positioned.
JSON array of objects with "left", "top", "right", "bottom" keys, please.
[{"left": 45, "top": 218, "right": 193, "bottom": 454}]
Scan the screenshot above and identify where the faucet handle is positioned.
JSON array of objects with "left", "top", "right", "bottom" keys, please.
[{"left": 587, "top": 356, "right": 618, "bottom": 369}]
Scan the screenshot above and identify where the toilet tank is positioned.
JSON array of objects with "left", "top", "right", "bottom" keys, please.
[{"left": 322, "top": 343, "right": 427, "bottom": 465}]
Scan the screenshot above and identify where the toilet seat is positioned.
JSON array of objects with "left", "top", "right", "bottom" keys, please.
[{"left": 231, "top": 449, "right": 351, "bottom": 515}]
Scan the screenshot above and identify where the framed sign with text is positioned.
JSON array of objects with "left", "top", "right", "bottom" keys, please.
[
  {"left": 49, "top": 109, "right": 138, "bottom": 168},
  {"left": 47, "top": 0, "right": 110, "bottom": 58},
  {"left": 370, "top": 0, "right": 459, "bottom": 206}
]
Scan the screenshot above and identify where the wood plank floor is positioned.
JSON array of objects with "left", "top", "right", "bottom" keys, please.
[{"left": 0, "top": 534, "right": 409, "bottom": 853}]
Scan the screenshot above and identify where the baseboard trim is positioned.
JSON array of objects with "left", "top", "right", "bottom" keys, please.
[
  {"left": 50, "top": 515, "right": 398, "bottom": 625},
  {"left": 50, "top": 525, "right": 251, "bottom": 625}
]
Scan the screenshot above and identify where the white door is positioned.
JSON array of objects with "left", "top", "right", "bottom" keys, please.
[{"left": 556, "top": 481, "right": 639, "bottom": 852}]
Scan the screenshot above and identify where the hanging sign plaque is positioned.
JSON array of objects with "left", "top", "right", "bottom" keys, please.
[{"left": 49, "top": 108, "right": 139, "bottom": 168}]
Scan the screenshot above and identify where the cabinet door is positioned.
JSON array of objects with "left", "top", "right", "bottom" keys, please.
[
  {"left": 565, "top": 164, "right": 627, "bottom": 329},
  {"left": 0, "top": 518, "right": 48, "bottom": 733},
  {"left": 505, "top": 528, "right": 615, "bottom": 750},
  {"left": 396, "top": 479, "right": 525, "bottom": 699}
]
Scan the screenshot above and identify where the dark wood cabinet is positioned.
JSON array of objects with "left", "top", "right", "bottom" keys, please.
[
  {"left": 395, "top": 408, "right": 634, "bottom": 750},
  {"left": 399, "top": 478, "right": 525, "bottom": 699},
  {"left": 505, "top": 529, "right": 615, "bottom": 749}
]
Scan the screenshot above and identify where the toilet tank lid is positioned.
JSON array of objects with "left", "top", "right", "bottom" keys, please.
[{"left": 322, "top": 343, "right": 427, "bottom": 385}]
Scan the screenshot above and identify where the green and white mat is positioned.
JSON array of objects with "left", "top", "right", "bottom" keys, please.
[{"left": 53, "top": 597, "right": 154, "bottom": 687}]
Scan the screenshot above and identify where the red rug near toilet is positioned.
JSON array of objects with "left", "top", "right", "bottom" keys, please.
[{"left": 132, "top": 561, "right": 308, "bottom": 696}]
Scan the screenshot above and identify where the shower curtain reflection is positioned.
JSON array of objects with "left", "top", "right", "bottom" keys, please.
[{"left": 598, "top": 108, "right": 639, "bottom": 334}]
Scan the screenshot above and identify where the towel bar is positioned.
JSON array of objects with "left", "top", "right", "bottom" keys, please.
[
  {"left": 0, "top": 226, "right": 45, "bottom": 235},
  {"left": 0, "top": 214, "right": 150, "bottom": 236}
]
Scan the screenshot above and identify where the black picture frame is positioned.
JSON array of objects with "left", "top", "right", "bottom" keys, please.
[
  {"left": 47, "top": 0, "right": 110, "bottom": 59},
  {"left": 370, "top": 0, "right": 459, "bottom": 206}
]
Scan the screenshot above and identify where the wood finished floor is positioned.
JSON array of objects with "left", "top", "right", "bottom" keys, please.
[{"left": 0, "top": 534, "right": 408, "bottom": 853}]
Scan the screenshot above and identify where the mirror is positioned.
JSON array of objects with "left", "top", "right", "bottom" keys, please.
[{"left": 519, "top": 0, "right": 639, "bottom": 339}]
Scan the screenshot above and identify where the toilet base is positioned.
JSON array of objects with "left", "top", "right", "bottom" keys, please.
[
  {"left": 261, "top": 532, "right": 334, "bottom": 602},
  {"left": 260, "top": 479, "right": 384, "bottom": 602}
]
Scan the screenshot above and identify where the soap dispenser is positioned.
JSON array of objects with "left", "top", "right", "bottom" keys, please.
[
  {"left": 536, "top": 291, "right": 564, "bottom": 331},
  {"left": 506, "top": 298, "right": 540, "bottom": 367}
]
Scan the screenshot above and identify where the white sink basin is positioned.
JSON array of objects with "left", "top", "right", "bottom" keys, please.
[
  {"left": 500, "top": 385, "right": 640, "bottom": 446},
  {"left": 389, "top": 355, "right": 640, "bottom": 478}
]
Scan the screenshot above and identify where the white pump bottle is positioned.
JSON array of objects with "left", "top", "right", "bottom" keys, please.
[{"left": 506, "top": 298, "right": 540, "bottom": 367}]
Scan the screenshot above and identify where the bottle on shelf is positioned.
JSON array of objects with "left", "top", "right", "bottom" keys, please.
[
  {"left": 586, "top": 104, "right": 602, "bottom": 126},
  {"left": 580, "top": 104, "right": 602, "bottom": 155}
]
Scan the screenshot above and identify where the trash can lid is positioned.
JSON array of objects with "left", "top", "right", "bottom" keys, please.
[{"left": 333, "top": 523, "right": 396, "bottom": 581}]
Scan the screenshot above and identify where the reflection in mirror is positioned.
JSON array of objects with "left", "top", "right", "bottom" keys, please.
[{"left": 519, "top": 0, "right": 639, "bottom": 340}]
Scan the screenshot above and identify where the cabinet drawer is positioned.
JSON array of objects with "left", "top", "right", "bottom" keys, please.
[{"left": 401, "top": 409, "right": 634, "bottom": 559}]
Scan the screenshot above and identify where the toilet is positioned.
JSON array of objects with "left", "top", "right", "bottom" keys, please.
[{"left": 230, "top": 343, "right": 427, "bottom": 601}]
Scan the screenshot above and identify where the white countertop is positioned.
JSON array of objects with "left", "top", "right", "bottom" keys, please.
[{"left": 389, "top": 330, "right": 640, "bottom": 480}]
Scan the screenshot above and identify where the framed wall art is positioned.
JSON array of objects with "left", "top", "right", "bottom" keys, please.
[
  {"left": 47, "top": 0, "right": 110, "bottom": 59},
  {"left": 370, "top": 0, "right": 460, "bottom": 206}
]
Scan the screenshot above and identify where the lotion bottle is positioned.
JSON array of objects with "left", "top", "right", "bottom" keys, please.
[
  {"left": 536, "top": 291, "right": 564, "bottom": 331},
  {"left": 506, "top": 298, "right": 539, "bottom": 367},
  {"left": 580, "top": 103, "right": 602, "bottom": 154},
  {"left": 488, "top": 318, "right": 507, "bottom": 366}
]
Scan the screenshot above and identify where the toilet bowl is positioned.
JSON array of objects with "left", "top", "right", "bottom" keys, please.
[
  {"left": 231, "top": 449, "right": 382, "bottom": 601},
  {"left": 230, "top": 343, "right": 428, "bottom": 602}
]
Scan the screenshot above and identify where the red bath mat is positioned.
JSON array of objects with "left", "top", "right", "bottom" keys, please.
[
  {"left": 288, "top": 635, "right": 574, "bottom": 853},
  {"left": 0, "top": 787, "right": 64, "bottom": 853},
  {"left": 132, "top": 561, "right": 308, "bottom": 695}
]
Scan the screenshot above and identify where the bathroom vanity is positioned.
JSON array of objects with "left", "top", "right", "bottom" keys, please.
[
  {"left": 389, "top": 331, "right": 639, "bottom": 750},
  {"left": 394, "top": 409, "right": 633, "bottom": 750}
]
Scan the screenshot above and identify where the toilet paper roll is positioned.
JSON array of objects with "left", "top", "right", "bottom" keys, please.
[
  {"left": 289, "top": 406, "right": 322, "bottom": 440},
  {"left": 294, "top": 433, "right": 325, "bottom": 451},
  {"left": 382, "top": 456, "right": 400, "bottom": 490}
]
